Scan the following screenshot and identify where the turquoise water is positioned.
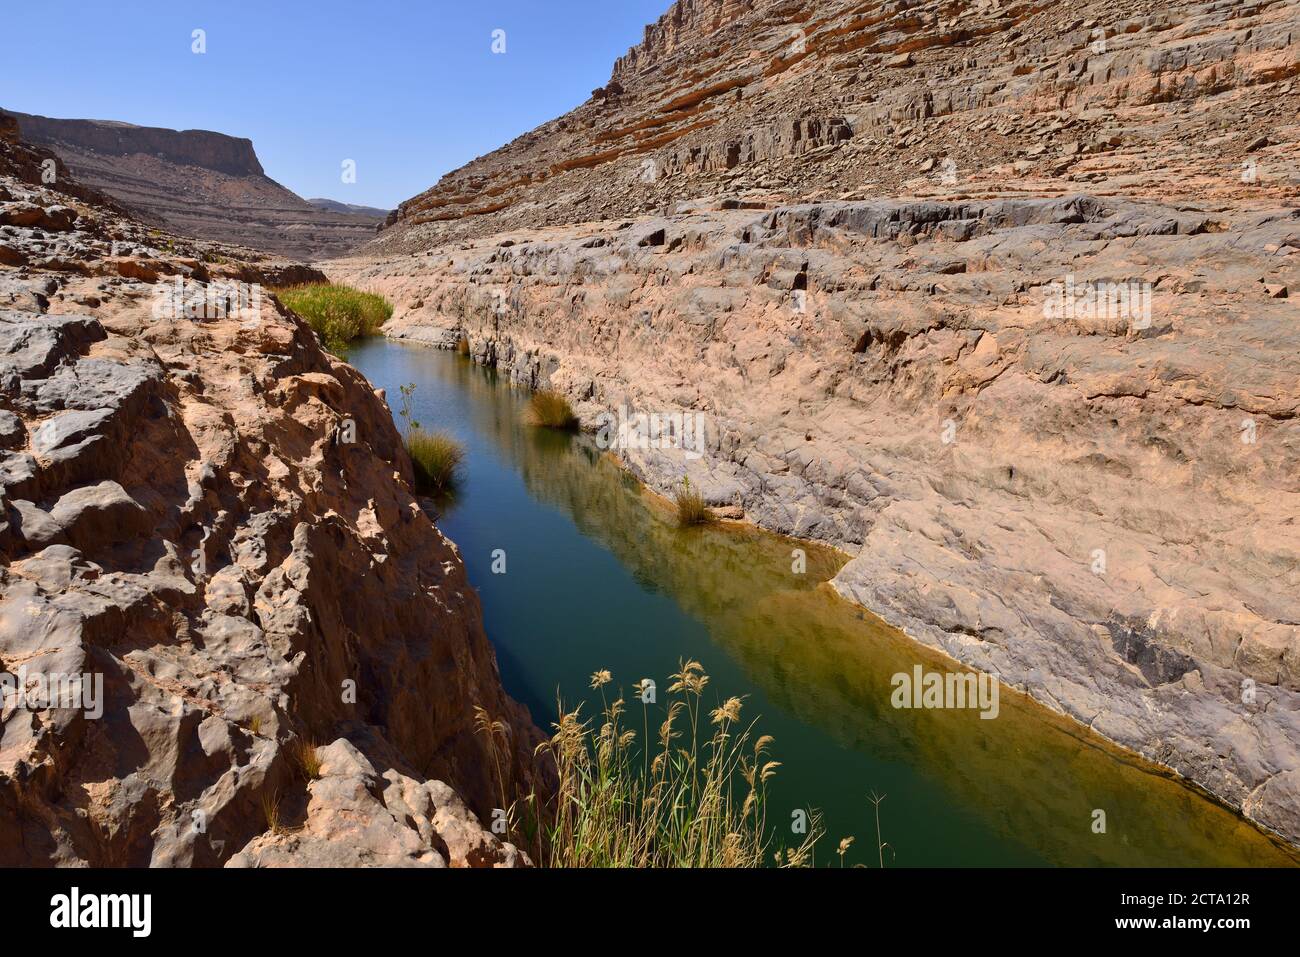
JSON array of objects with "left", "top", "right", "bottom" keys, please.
[{"left": 347, "top": 338, "right": 1299, "bottom": 867}]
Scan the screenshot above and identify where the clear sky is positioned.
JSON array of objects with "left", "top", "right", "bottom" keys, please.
[{"left": 1, "top": 0, "right": 670, "bottom": 209}]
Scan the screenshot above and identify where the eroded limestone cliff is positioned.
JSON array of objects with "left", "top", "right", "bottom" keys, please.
[{"left": 0, "top": 117, "right": 537, "bottom": 867}]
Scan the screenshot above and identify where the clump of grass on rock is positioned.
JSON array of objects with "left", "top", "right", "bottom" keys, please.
[
  {"left": 528, "top": 389, "right": 577, "bottom": 430},
  {"left": 674, "top": 476, "right": 714, "bottom": 526},
  {"left": 294, "top": 737, "right": 322, "bottom": 780},
  {"left": 275, "top": 283, "right": 392, "bottom": 352}
]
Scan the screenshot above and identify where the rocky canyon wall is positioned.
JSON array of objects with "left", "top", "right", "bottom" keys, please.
[
  {"left": 373, "top": 0, "right": 1298, "bottom": 253},
  {"left": 338, "top": 188, "right": 1300, "bottom": 841},
  {"left": 0, "top": 119, "right": 537, "bottom": 867},
  {"left": 334, "top": 0, "right": 1300, "bottom": 844}
]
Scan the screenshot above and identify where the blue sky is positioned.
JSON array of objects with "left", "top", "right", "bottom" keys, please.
[{"left": 1, "top": 0, "right": 670, "bottom": 209}]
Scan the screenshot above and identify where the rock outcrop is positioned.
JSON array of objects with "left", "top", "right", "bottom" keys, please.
[
  {"left": 329, "top": 0, "right": 1300, "bottom": 846},
  {"left": 0, "top": 135, "right": 538, "bottom": 866},
  {"left": 4, "top": 111, "right": 385, "bottom": 262}
]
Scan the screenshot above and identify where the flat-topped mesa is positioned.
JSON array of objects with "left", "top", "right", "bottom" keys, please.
[
  {"left": 3, "top": 110, "right": 387, "bottom": 261},
  {"left": 6, "top": 112, "right": 264, "bottom": 177}
]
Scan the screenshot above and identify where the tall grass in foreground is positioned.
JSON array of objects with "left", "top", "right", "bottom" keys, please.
[
  {"left": 527, "top": 389, "right": 578, "bottom": 430},
  {"left": 480, "top": 660, "right": 823, "bottom": 867},
  {"left": 674, "top": 476, "right": 714, "bottom": 526},
  {"left": 275, "top": 283, "right": 392, "bottom": 351}
]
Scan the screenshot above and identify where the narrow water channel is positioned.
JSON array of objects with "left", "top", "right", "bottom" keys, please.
[{"left": 347, "top": 338, "right": 1298, "bottom": 867}]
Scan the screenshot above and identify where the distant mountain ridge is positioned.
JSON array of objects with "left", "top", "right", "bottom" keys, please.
[
  {"left": 2, "top": 109, "right": 383, "bottom": 260},
  {"left": 306, "top": 197, "right": 392, "bottom": 218}
]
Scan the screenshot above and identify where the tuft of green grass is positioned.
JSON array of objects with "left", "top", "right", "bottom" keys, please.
[
  {"left": 275, "top": 283, "right": 393, "bottom": 352},
  {"left": 477, "top": 661, "right": 823, "bottom": 867},
  {"left": 527, "top": 389, "right": 578, "bottom": 430},
  {"left": 674, "top": 476, "right": 714, "bottom": 526},
  {"left": 406, "top": 428, "right": 464, "bottom": 495}
]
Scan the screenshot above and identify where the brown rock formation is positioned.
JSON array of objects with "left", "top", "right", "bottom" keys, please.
[
  {"left": 0, "top": 143, "right": 538, "bottom": 866},
  {"left": 4, "top": 111, "right": 387, "bottom": 262},
  {"left": 371, "top": 0, "right": 1298, "bottom": 253},
  {"left": 330, "top": 0, "right": 1300, "bottom": 845}
]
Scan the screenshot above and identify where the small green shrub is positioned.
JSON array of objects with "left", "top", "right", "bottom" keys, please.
[
  {"left": 406, "top": 428, "right": 464, "bottom": 495},
  {"left": 528, "top": 389, "right": 577, "bottom": 430},
  {"left": 275, "top": 283, "right": 393, "bottom": 351},
  {"left": 674, "top": 476, "right": 714, "bottom": 526}
]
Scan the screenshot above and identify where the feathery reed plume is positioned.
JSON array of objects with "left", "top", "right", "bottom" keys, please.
[
  {"left": 474, "top": 704, "right": 512, "bottom": 833},
  {"left": 837, "top": 836, "right": 855, "bottom": 867},
  {"left": 529, "top": 660, "right": 819, "bottom": 867}
]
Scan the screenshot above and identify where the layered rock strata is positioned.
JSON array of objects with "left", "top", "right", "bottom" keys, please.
[
  {"left": 4, "top": 110, "right": 386, "bottom": 262},
  {"left": 374, "top": 0, "right": 1299, "bottom": 254}
]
